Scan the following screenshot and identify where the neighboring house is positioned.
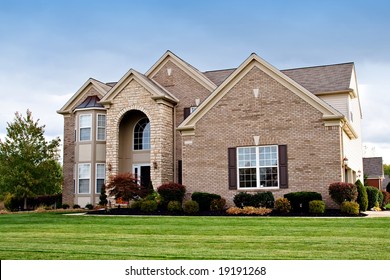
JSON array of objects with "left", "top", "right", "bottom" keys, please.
[
  {"left": 57, "top": 51, "right": 364, "bottom": 208},
  {"left": 363, "top": 157, "right": 385, "bottom": 189},
  {"left": 383, "top": 175, "right": 390, "bottom": 191}
]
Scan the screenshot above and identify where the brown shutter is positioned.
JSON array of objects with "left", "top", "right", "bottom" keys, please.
[
  {"left": 184, "top": 107, "right": 191, "bottom": 120},
  {"left": 178, "top": 160, "right": 182, "bottom": 185},
  {"left": 278, "top": 145, "right": 288, "bottom": 189},
  {"left": 228, "top": 147, "right": 237, "bottom": 190}
]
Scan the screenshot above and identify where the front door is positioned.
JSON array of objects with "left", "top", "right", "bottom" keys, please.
[{"left": 133, "top": 164, "right": 151, "bottom": 188}]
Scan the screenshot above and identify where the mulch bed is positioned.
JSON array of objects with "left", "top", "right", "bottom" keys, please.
[{"left": 87, "top": 207, "right": 367, "bottom": 217}]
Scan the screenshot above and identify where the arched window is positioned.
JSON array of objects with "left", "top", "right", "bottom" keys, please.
[{"left": 134, "top": 118, "right": 150, "bottom": 150}]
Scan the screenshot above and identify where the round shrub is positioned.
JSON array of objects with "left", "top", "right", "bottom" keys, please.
[
  {"left": 356, "top": 184, "right": 368, "bottom": 212},
  {"left": 329, "top": 182, "right": 358, "bottom": 205},
  {"left": 157, "top": 183, "right": 186, "bottom": 205},
  {"left": 3, "top": 193, "right": 20, "bottom": 212},
  {"left": 85, "top": 203, "right": 93, "bottom": 210},
  {"left": 167, "top": 201, "right": 182, "bottom": 213},
  {"left": 340, "top": 201, "right": 359, "bottom": 215},
  {"left": 210, "top": 198, "right": 226, "bottom": 212},
  {"left": 309, "top": 200, "right": 325, "bottom": 214},
  {"left": 183, "top": 200, "right": 199, "bottom": 214},
  {"left": 381, "top": 191, "right": 390, "bottom": 207},
  {"left": 191, "top": 192, "right": 221, "bottom": 211},
  {"left": 233, "top": 192, "right": 252, "bottom": 207},
  {"left": 366, "top": 186, "right": 380, "bottom": 209},
  {"left": 130, "top": 200, "right": 143, "bottom": 210},
  {"left": 284, "top": 192, "right": 322, "bottom": 212},
  {"left": 62, "top": 203, "right": 70, "bottom": 209},
  {"left": 274, "top": 198, "right": 291, "bottom": 214},
  {"left": 251, "top": 192, "right": 275, "bottom": 208},
  {"left": 140, "top": 200, "right": 158, "bottom": 213},
  {"left": 73, "top": 204, "right": 80, "bottom": 209}
]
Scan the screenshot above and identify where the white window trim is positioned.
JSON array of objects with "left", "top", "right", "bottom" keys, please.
[
  {"left": 79, "top": 114, "right": 92, "bottom": 142},
  {"left": 95, "top": 163, "right": 106, "bottom": 194},
  {"left": 96, "top": 114, "right": 106, "bottom": 141},
  {"left": 78, "top": 163, "right": 91, "bottom": 194},
  {"left": 237, "top": 145, "right": 279, "bottom": 190}
]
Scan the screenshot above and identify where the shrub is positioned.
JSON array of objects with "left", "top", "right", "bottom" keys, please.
[
  {"left": 340, "top": 201, "right": 359, "bottom": 215},
  {"left": 387, "top": 182, "right": 390, "bottom": 193},
  {"left": 106, "top": 173, "right": 149, "bottom": 204},
  {"left": 210, "top": 198, "right": 226, "bottom": 212},
  {"left": 99, "top": 184, "right": 108, "bottom": 206},
  {"left": 140, "top": 200, "right": 158, "bottom": 213},
  {"left": 62, "top": 203, "right": 70, "bottom": 209},
  {"left": 284, "top": 192, "right": 322, "bottom": 212},
  {"left": 191, "top": 192, "right": 221, "bottom": 211},
  {"left": 378, "top": 191, "right": 384, "bottom": 208},
  {"left": 251, "top": 192, "right": 275, "bottom": 208},
  {"left": 366, "top": 186, "right": 380, "bottom": 209},
  {"left": 167, "top": 201, "right": 182, "bottom": 213},
  {"left": 157, "top": 183, "right": 186, "bottom": 206},
  {"left": 381, "top": 191, "right": 390, "bottom": 207},
  {"left": 73, "top": 204, "right": 80, "bottom": 209},
  {"left": 329, "top": 182, "right": 358, "bottom": 205},
  {"left": 226, "top": 206, "right": 272, "bottom": 216},
  {"left": 226, "top": 207, "right": 242, "bottom": 215},
  {"left": 274, "top": 198, "right": 291, "bottom": 214},
  {"left": 130, "top": 200, "right": 143, "bottom": 210},
  {"left": 183, "top": 200, "right": 199, "bottom": 214},
  {"left": 85, "top": 203, "right": 93, "bottom": 210},
  {"left": 233, "top": 192, "right": 252, "bottom": 207},
  {"left": 356, "top": 184, "right": 368, "bottom": 212},
  {"left": 309, "top": 200, "right": 325, "bottom": 214},
  {"left": 3, "top": 193, "right": 20, "bottom": 211}
]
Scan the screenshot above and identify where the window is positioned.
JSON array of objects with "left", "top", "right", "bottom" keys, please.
[
  {"left": 96, "top": 163, "right": 105, "bottom": 194},
  {"left": 78, "top": 164, "right": 90, "bottom": 194},
  {"left": 79, "top": 114, "right": 92, "bottom": 141},
  {"left": 97, "top": 114, "right": 106, "bottom": 141},
  {"left": 237, "top": 145, "right": 279, "bottom": 189},
  {"left": 134, "top": 118, "right": 150, "bottom": 150}
]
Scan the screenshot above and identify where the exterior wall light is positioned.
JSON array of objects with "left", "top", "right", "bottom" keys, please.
[
  {"left": 253, "top": 88, "right": 260, "bottom": 98},
  {"left": 343, "top": 157, "right": 349, "bottom": 167}
]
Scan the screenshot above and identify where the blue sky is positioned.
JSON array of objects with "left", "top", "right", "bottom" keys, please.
[{"left": 1, "top": 0, "right": 390, "bottom": 163}]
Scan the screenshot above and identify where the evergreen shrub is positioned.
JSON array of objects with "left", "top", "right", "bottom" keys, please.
[
  {"left": 191, "top": 192, "right": 221, "bottom": 211},
  {"left": 340, "top": 201, "right": 359, "bottom": 215},
  {"left": 284, "top": 192, "right": 322, "bottom": 212}
]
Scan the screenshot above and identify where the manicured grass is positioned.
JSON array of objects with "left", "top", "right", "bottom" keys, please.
[{"left": 0, "top": 212, "right": 389, "bottom": 260}]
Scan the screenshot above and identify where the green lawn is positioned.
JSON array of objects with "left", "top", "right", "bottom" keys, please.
[{"left": 0, "top": 212, "right": 389, "bottom": 260}]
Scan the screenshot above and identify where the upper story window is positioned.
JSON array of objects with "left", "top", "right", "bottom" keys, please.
[
  {"left": 79, "top": 114, "right": 92, "bottom": 141},
  {"left": 237, "top": 145, "right": 279, "bottom": 189},
  {"left": 134, "top": 118, "right": 150, "bottom": 150},
  {"left": 97, "top": 114, "right": 106, "bottom": 141}
]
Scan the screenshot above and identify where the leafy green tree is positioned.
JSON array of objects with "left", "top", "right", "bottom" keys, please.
[
  {"left": 0, "top": 110, "right": 62, "bottom": 209},
  {"left": 384, "top": 164, "right": 390, "bottom": 177}
]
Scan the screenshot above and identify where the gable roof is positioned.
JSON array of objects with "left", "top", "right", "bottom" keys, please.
[
  {"left": 178, "top": 53, "right": 345, "bottom": 135},
  {"left": 363, "top": 157, "right": 384, "bottom": 177},
  {"left": 202, "top": 63, "right": 355, "bottom": 94},
  {"left": 100, "top": 68, "right": 178, "bottom": 105},
  {"left": 146, "top": 50, "right": 217, "bottom": 92},
  {"left": 57, "top": 78, "right": 112, "bottom": 114},
  {"left": 75, "top": 95, "right": 104, "bottom": 110}
]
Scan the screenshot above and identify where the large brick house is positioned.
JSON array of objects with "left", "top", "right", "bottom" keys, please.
[{"left": 57, "top": 51, "right": 363, "bottom": 208}]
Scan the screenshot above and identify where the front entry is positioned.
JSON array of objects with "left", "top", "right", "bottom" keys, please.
[{"left": 133, "top": 164, "right": 151, "bottom": 188}]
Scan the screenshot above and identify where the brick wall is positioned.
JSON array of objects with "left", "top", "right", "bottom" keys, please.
[{"left": 182, "top": 66, "right": 342, "bottom": 208}]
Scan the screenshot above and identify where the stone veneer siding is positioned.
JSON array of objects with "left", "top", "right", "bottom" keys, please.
[
  {"left": 105, "top": 79, "right": 174, "bottom": 188},
  {"left": 182, "top": 66, "right": 343, "bottom": 208}
]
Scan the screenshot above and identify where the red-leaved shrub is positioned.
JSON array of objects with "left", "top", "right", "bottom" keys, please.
[{"left": 328, "top": 182, "right": 358, "bottom": 205}]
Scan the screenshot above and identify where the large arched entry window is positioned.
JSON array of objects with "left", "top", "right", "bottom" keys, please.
[{"left": 133, "top": 118, "right": 150, "bottom": 150}]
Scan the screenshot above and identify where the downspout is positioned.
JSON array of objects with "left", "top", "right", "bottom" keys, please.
[{"left": 173, "top": 104, "right": 177, "bottom": 182}]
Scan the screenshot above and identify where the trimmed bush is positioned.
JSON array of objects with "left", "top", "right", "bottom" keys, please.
[
  {"left": 210, "top": 198, "right": 226, "bottom": 212},
  {"left": 378, "top": 191, "right": 384, "bottom": 208},
  {"left": 191, "top": 192, "right": 221, "bottom": 211},
  {"left": 274, "top": 198, "right": 291, "bottom": 214},
  {"left": 226, "top": 207, "right": 242, "bottom": 215},
  {"left": 167, "top": 201, "right": 182, "bottom": 213},
  {"left": 73, "top": 204, "right": 80, "bottom": 209},
  {"left": 233, "top": 192, "right": 252, "bottom": 207},
  {"left": 340, "top": 201, "right": 359, "bottom": 215},
  {"left": 157, "top": 183, "right": 186, "bottom": 206},
  {"left": 3, "top": 193, "right": 20, "bottom": 211},
  {"left": 366, "top": 186, "right": 380, "bottom": 209},
  {"left": 251, "top": 192, "right": 275, "bottom": 208},
  {"left": 130, "top": 200, "right": 142, "bottom": 210},
  {"left": 357, "top": 185, "right": 368, "bottom": 212},
  {"left": 62, "top": 203, "right": 70, "bottom": 209},
  {"left": 329, "top": 182, "right": 358, "bottom": 205},
  {"left": 183, "top": 200, "right": 199, "bottom": 214},
  {"left": 140, "top": 200, "right": 158, "bottom": 213},
  {"left": 85, "top": 203, "right": 93, "bottom": 210},
  {"left": 284, "top": 192, "right": 322, "bottom": 212},
  {"left": 309, "top": 200, "right": 325, "bottom": 214},
  {"left": 381, "top": 191, "right": 390, "bottom": 207},
  {"left": 226, "top": 206, "right": 272, "bottom": 216}
]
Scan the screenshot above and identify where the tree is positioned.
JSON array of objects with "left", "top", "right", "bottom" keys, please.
[
  {"left": 384, "top": 164, "right": 390, "bottom": 177},
  {"left": 0, "top": 110, "right": 62, "bottom": 208},
  {"left": 106, "top": 173, "right": 148, "bottom": 204}
]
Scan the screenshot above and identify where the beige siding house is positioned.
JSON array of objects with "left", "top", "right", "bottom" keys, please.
[{"left": 58, "top": 51, "right": 364, "bottom": 208}]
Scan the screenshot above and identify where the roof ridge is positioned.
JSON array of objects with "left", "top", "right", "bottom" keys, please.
[{"left": 281, "top": 62, "right": 354, "bottom": 72}]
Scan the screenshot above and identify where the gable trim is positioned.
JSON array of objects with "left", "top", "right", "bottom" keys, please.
[
  {"left": 145, "top": 50, "right": 217, "bottom": 92},
  {"left": 57, "top": 78, "right": 109, "bottom": 115},
  {"left": 178, "top": 53, "right": 344, "bottom": 133}
]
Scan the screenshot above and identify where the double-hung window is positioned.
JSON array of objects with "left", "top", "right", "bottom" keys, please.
[
  {"left": 97, "top": 114, "right": 106, "bottom": 141},
  {"left": 237, "top": 145, "right": 279, "bottom": 189},
  {"left": 78, "top": 163, "right": 91, "bottom": 194},
  {"left": 96, "top": 163, "right": 105, "bottom": 194},
  {"left": 79, "top": 114, "right": 92, "bottom": 141}
]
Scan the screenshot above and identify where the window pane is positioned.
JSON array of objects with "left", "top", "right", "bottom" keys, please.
[
  {"left": 134, "top": 118, "right": 150, "bottom": 150},
  {"left": 80, "top": 128, "right": 91, "bottom": 141},
  {"left": 239, "top": 168, "right": 257, "bottom": 188},
  {"left": 96, "top": 164, "right": 105, "bottom": 178},
  {"left": 79, "top": 164, "right": 90, "bottom": 178},
  {"left": 238, "top": 147, "right": 256, "bottom": 167},
  {"left": 259, "top": 167, "right": 278, "bottom": 187},
  {"left": 80, "top": 115, "right": 91, "bottom": 127},
  {"left": 97, "top": 115, "right": 106, "bottom": 127},
  {"left": 79, "top": 179, "right": 90, "bottom": 193},
  {"left": 96, "top": 179, "right": 104, "bottom": 194}
]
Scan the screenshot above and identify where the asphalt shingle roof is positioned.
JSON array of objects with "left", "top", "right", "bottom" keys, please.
[{"left": 363, "top": 157, "right": 384, "bottom": 177}]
